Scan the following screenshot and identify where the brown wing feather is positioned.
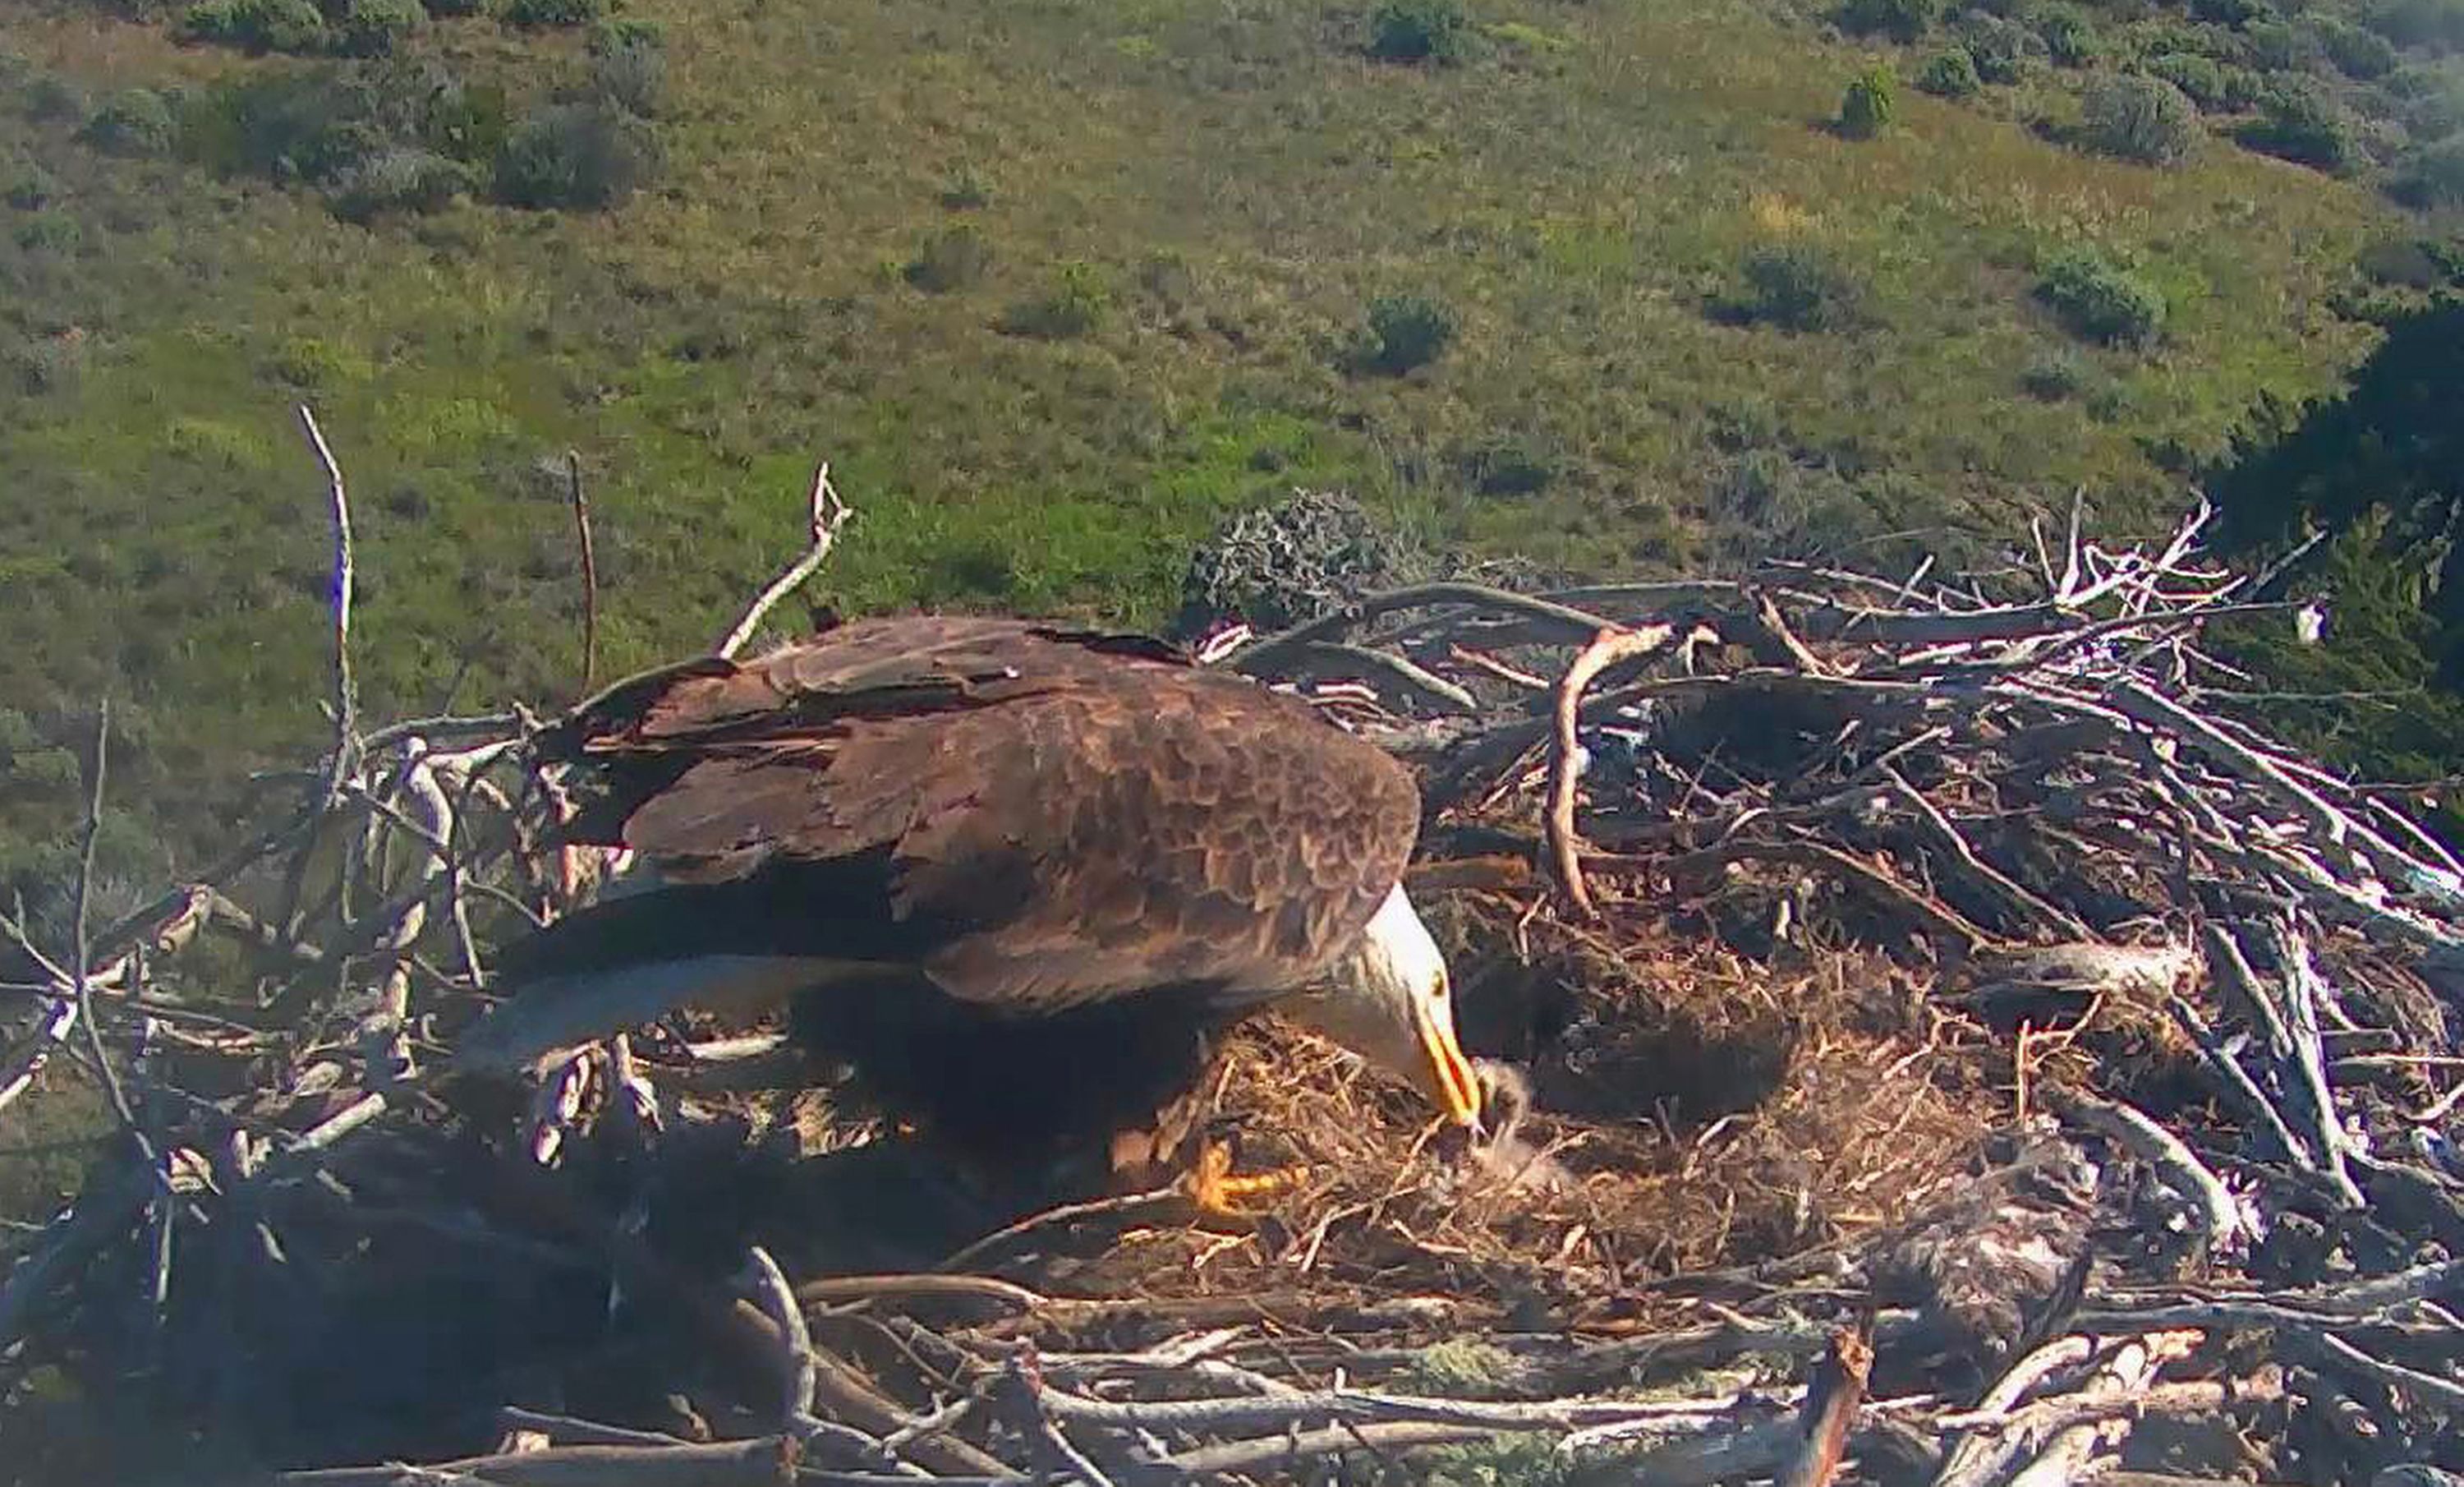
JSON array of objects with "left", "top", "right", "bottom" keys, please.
[{"left": 546, "top": 617, "right": 1420, "bottom": 1011}]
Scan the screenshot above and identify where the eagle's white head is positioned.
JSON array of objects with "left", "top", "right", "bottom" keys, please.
[{"left": 1283, "top": 884, "right": 1484, "bottom": 1129}]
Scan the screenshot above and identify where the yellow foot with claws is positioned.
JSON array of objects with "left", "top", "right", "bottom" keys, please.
[{"left": 1182, "top": 1133, "right": 1306, "bottom": 1221}]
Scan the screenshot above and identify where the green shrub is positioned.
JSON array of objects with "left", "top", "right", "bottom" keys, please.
[
  {"left": 2034, "top": 3, "right": 2103, "bottom": 66},
  {"left": 424, "top": 0, "right": 483, "bottom": 12},
  {"left": 2241, "top": 18, "right": 2308, "bottom": 70},
  {"left": 183, "top": 69, "right": 379, "bottom": 184},
  {"left": 333, "top": 0, "right": 422, "bottom": 57},
  {"left": 2143, "top": 52, "right": 2227, "bottom": 110},
  {"left": 2080, "top": 73, "right": 2200, "bottom": 164},
  {"left": 2388, "top": 66, "right": 2464, "bottom": 142},
  {"left": 499, "top": 0, "right": 600, "bottom": 28},
  {"left": 1368, "top": 0, "right": 1471, "bottom": 63},
  {"left": 1735, "top": 242, "right": 1864, "bottom": 331},
  {"left": 79, "top": 89, "right": 179, "bottom": 156},
  {"left": 25, "top": 76, "right": 88, "bottom": 122},
  {"left": 2307, "top": 15, "right": 2397, "bottom": 80},
  {"left": 2396, "top": 134, "right": 2464, "bottom": 209},
  {"left": 4, "top": 336, "right": 80, "bottom": 394},
  {"left": 13, "top": 211, "right": 80, "bottom": 254},
  {"left": 177, "top": 0, "right": 326, "bottom": 53},
  {"left": 491, "top": 101, "right": 655, "bottom": 209},
  {"left": 2190, "top": 0, "right": 2266, "bottom": 23},
  {"left": 329, "top": 146, "right": 476, "bottom": 219},
  {"left": 588, "top": 19, "right": 666, "bottom": 116},
  {"left": 268, "top": 335, "right": 373, "bottom": 386},
  {"left": 2020, "top": 349, "right": 2089, "bottom": 400},
  {"left": 387, "top": 59, "right": 510, "bottom": 162},
  {"left": 902, "top": 225, "right": 990, "bottom": 292},
  {"left": 1465, "top": 431, "right": 1559, "bottom": 495},
  {"left": 1837, "top": 0, "right": 1938, "bottom": 42},
  {"left": 2034, "top": 246, "right": 2167, "bottom": 346},
  {"left": 4, "top": 163, "right": 55, "bottom": 209},
  {"left": 2237, "top": 81, "right": 2363, "bottom": 173},
  {"left": 1918, "top": 48, "right": 1982, "bottom": 97},
  {"left": 2364, "top": 0, "right": 2464, "bottom": 48},
  {"left": 1957, "top": 13, "right": 2045, "bottom": 83},
  {"left": 998, "top": 261, "right": 1110, "bottom": 339},
  {"left": 1838, "top": 65, "right": 1896, "bottom": 138},
  {"left": 1360, "top": 292, "right": 1455, "bottom": 373}
]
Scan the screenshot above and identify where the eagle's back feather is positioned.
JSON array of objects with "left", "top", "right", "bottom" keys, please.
[{"left": 510, "top": 617, "right": 1419, "bottom": 1018}]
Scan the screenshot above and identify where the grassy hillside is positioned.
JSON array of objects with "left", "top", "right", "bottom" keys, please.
[{"left": 0, "top": 0, "right": 2437, "bottom": 882}]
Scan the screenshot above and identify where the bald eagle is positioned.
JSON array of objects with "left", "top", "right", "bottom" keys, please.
[{"left": 453, "top": 615, "right": 1485, "bottom": 1212}]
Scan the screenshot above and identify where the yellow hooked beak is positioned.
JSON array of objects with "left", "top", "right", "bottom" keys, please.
[{"left": 1414, "top": 974, "right": 1484, "bottom": 1129}]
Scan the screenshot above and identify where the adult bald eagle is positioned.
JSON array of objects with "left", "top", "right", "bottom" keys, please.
[{"left": 454, "top": 615, "right": 1485, "bottom": 1211}]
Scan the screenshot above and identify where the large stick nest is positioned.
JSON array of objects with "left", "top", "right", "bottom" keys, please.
[{"left": 7, "top": 477, "right": 2464, "bottom": 1487}]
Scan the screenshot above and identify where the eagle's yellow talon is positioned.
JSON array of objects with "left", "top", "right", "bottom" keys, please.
[{"left": 1183, "top": 1136, "right": 1305, "bottom": 1219}]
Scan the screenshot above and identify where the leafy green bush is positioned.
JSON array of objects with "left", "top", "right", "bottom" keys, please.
[
  {"left": 2363, "top": 0, "right": 2464, "bottom": 49},
  {"left": 2034, "top": 3, "right": 2103, "bottom": 66},
  {"left": 939, "top": 168, "right": 991, "bottom": 210},
  {"left": 2080, "top": 73, "right": 2200, "bottom": 164},
  {"left": 329, "top": 147, "right": 476, "bottom": 219},
  {"left": 182, "top": 68, "right": 377, "bottom": 184},
  {"left": 491, "top": 101, "right": 655, "bottom": 209},
  {"left": 2306, "top": 15, "right": 2397, "bottom": 80},
  {"left": 1360, "top": 292, "right": 1455, "bottom": 373},
  {"left": 1464, "top": 431, "right": 1559, "bottom": 495},
  {"left": 1735, "top": 242, "right": 1864, "bottom": 331},
  {"left": 2237, "top": 81, "right": 2363, "bottom": 173},
  {"left": 902, "top": 225, "right": 990, "bottom": 292},
  {"left": 333, "top": 0, "right": 422, "bottom": 57},
  {"left": 588, "top": 19, "right": 666, "bottom": 116},
  {"left": 1368, "top": 0, "right": 1471, "bottom": 64},
  {"left": 380, "top": 58, "right": 510, "bottom": 163},
  {"left": 499, "top": 0, "right": 600, "bottom": 28},
  {"left": 24, "top": 76, "right": 85, "bottom": 122},
  {"left": 2020, "top": 349, "right": 2089, "bottom": 400},
  {"left": 425, "top": 0, "right": 483, "bottom": 12},
  {"left": 4, "top": 336, "right": 80, "bottom": 394},
  {"left": 79, "top": 89, "right": 179, "bottom": 156},
  {"left": 2388, "top": 66, "right": 2464, "bottom": 142},
  {"left": 1837, "top": 0, "right": 1938, "bottom": 42},
  {"left": 2241, "top": 19, "right": 2309, "bottom": 70},
  {"left": 2034, "top": 246, "right": 2166, "bottom": 346},
  {"left": 1838, "top": 66, "right": 1896, "bottom": 138},
  {"left": 4, "top": 163, "right": 55, "bottom": 209},
  {"left": 2142, "top": 52, "right": 2227, "bottom": 110},
  {"left": 1956, "top": 13, "right": 2045, "bottom": 83},
  {"left": 998, "top": 261, "right": 1111, "bottom": 339},
  {"left": 2396, "top": 134, "right": 2464, "bottom": 209},
  {"left": 14, "top": 211, "right": 80, "bottom": 254},
  {"left": 1917, "top": 48, "right": 1982, "bottom": 97},
  {"left": 177, "top": 0, "right": 326, "bottom": 53}
]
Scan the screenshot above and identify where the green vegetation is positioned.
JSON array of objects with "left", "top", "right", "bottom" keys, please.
[
  {"left": 2078, "top": 74, "right": 2200, "bottom": 166},
  {"left": 1369, "top": 0, "right": 1473, "bottom": 64},
  {"left": 491, "top": 100, "right": 657, "bottom": 209},
  {"left": 1837, "top": 64, "right": 1896, "bottom": 138},
  {"left": 0, "top": 0, "right": 2433, "bottom": 885},
  {"left": 2034, "top": 246, "right": 2169, "bottom": 347},
  {"left": 1357, "top": 292, "right": 1458, "bottom": 374},
  {"left": 1917, "top": 47, "right": 1981, "bottom": 99},
  {"left": 2034, "top": 3, "right": 2103, "bottom": 67},
  {"left": 2206, "top": 296, "right": 2464, "bottom": 824},
  {"left": 1731, "top": 242, "right": 1866, "bottom": 331},
  {"left": 2238, "top": 81, "right": 2365, "bottom": 173}
]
